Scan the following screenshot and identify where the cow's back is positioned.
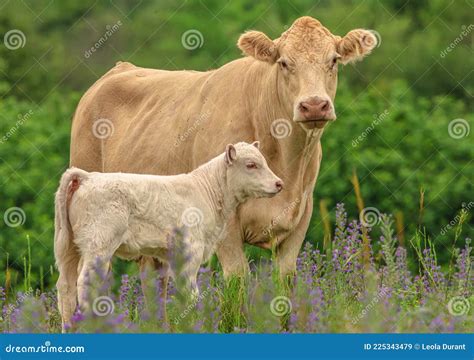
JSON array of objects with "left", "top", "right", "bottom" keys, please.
[{"left": 70, "top": 61, "right": 218, "bottom": 175}]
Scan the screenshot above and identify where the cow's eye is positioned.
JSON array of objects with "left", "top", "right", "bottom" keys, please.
[
  {"left": 246, "top": 162, "right": 258, "bottom": 169},
  {"left": 331, "top": 55, "right": 340, "bottom": 70},
  {"left": 278, "top": 59, "right": 289, "bottom": 70}
]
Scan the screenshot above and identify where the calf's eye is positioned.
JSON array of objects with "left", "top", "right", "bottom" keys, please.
[{"left": 246, "top": 162, "right": 258, "bottom": 169}]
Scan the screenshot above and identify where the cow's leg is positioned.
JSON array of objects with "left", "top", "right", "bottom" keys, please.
[
  {"left": 215, "top": 214, "right": 249, "bottom": 278},
  {"left": 56, "top": 253, "right": 80, "bottom": 332},
  {"left": 276, "top": 196, "right": 313, "bottom": 281}
]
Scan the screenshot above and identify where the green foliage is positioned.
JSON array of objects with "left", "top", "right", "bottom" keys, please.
[{"left": 0, "top": 1, "right": 472, "bottom": 290}]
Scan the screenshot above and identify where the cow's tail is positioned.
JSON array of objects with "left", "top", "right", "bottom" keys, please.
[{"left": 54, "top": 167, "right": 88, "bottom": 268}]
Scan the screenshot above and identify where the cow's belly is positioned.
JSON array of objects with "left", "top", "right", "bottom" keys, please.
[{"left": 239, "top": 188, "right": 311, "bottom": 248}]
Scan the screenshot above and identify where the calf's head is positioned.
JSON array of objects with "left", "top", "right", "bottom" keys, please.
[
  {"left": 224, "top": 142, "right": 283, "bottom": 201},
  {"left": 238, "top": 16, "right": 378, "bottom": 129}
]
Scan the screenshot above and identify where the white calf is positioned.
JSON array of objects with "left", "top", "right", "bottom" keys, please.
[{"left": 54, "top": 141, "right": 282, "bottom": 329}]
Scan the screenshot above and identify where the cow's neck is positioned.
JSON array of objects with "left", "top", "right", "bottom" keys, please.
[
  {"left": 243, "top": 59, "right": 324, "bottom": 192},
  {"left": 191, "top": 157, "right": 238, "bottom": 221}
]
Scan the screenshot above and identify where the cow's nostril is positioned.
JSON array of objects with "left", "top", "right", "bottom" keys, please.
[
  {"left": 321, "top": 101, "right": 329, "bottom": 112},
  {"left": 299, "top": 103, "right": 309, "bottom": 112},
  {"left": 275, "top": 180, "right": 283, "bottom": 191}
]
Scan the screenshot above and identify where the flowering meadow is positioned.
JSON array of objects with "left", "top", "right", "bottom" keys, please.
[{"left": 0, "top": 204, "right": 472, "bottom": 333}]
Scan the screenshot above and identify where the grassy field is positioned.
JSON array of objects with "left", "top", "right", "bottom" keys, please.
[{"left": 1, "top": 202, "right": 471, "bottom": 333}]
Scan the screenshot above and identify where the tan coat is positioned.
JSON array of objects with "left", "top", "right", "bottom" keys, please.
[{"left": 70, "top": 16, "right": 377, "bottom": 277}]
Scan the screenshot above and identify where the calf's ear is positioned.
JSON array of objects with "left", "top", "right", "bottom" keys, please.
[
  {"left": 238, "top": 31, "right": 277, "bottom": 63},
  {"left": 251, "top": 141, "right": 260, "bottom": 149},
  {"left": 225, "top": 144, "right": 237, "bottom": 165},
  {"left": 336, "top": 29, "right": 378, "bottom": 65}
]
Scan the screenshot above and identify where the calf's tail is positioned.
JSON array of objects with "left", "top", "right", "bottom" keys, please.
[{"left": 54, "top": 167, "right": 88, "bottom": 267}]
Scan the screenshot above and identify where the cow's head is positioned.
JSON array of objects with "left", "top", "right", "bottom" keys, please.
[{"left": 238, "top": 16, "right": 378, "bottom": 129}]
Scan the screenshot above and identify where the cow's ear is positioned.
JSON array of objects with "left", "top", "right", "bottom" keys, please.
[
  {"left": 336, "top": 29, "right": 378, "bottom": 65},
  {"left": 251, "top": 141, "right": 260, "bottom": 149},
  {"left": 238, "top": 31, "right": 277, "bottom": 63},
  {"left": 225, "top": 144, "right": 237, "bottom": 165}
]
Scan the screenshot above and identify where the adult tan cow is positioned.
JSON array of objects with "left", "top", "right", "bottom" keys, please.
[{"left": 70, "top": 16, "right": 377, "bottom": 282}]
